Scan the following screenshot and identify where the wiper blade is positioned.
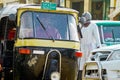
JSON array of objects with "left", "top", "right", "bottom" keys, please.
[{"left": 36, "top": 15, "right": 55, "bottom": 41}]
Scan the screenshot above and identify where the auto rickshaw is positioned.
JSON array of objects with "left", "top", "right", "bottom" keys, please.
[{"left": 0, "top": 2, "right": 82, "bottom": 80}]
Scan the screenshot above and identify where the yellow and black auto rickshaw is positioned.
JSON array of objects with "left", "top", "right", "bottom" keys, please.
[{"left": 0, "top": 2, "right": 82, "bottom": 80}]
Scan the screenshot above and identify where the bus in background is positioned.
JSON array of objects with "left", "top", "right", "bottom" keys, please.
[{"left": 92, "top": 20, "right": 120, "bottom": 46}]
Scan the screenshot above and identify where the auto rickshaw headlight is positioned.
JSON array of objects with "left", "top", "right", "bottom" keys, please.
[
  {"left": 19, "top": 48, "right": 31, "bottom": 54},
  {"left": 75, "top": 51, "right": 83, "bottom": 57},
  {"left": 51, "top": 72, "right": 60, "bottom": 80}
]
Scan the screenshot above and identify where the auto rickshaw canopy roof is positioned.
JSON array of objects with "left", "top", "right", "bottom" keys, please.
[
  {"left": 0, "top": 4, "right": 26, "bottom": 20},
  {"left": 0, "top": 3, "right": 79, "bottom": 22}
]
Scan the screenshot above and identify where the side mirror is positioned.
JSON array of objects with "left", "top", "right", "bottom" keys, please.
[
  {"left": 8, "top": 14, "right": 16, "bottom": 21},
  {"left": 91, "top": 56, "right": 95, "bottom": 61}
]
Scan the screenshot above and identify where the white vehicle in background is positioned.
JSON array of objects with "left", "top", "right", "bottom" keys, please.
[{"left": 82, "top": 44, "right": 120, "bottom": 80}]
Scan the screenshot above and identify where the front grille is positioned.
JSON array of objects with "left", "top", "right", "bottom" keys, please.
[{"left": 85, "top": 69, "right": 99, "bottom": 78}]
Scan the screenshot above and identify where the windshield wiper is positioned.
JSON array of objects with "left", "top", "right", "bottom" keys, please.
[{"left": 36, "top": 15, "right": 55, "bottom": 41}]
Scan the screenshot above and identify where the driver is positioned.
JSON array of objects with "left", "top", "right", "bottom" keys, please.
[
  {"left": 36, "top": 25, "right": 61, "bottom": 39},
  {"left": 35, "top": 15, "right": 61, "bottom": 39}
]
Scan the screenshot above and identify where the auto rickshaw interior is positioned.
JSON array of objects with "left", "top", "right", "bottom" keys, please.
[
  {"left": 0, "top": 15, "right": 16, "bottom": 79},
  {"left": 0, "top": 16, "right": 16, "bottom": 50}
]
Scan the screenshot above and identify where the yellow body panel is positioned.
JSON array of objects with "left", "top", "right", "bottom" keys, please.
[{"left": 15, "top": 39, "right": 80, "bottom": 50}]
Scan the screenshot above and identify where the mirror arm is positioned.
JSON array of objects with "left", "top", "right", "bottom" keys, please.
[{"left": 77, "top": 25, "right": 83, "bottom": 38}]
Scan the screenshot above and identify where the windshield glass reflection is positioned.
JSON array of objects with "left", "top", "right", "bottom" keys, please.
[
  {"left": 19, "top": 11, "right": 79, "bottom": 41},
  {"left": 103, "top": 26, "right": 120, "bottom": 42}
]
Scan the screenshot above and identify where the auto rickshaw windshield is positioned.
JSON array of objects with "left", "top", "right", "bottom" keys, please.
[{"left": 19, "top": 11, "right": 79, "bottom": 41}]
